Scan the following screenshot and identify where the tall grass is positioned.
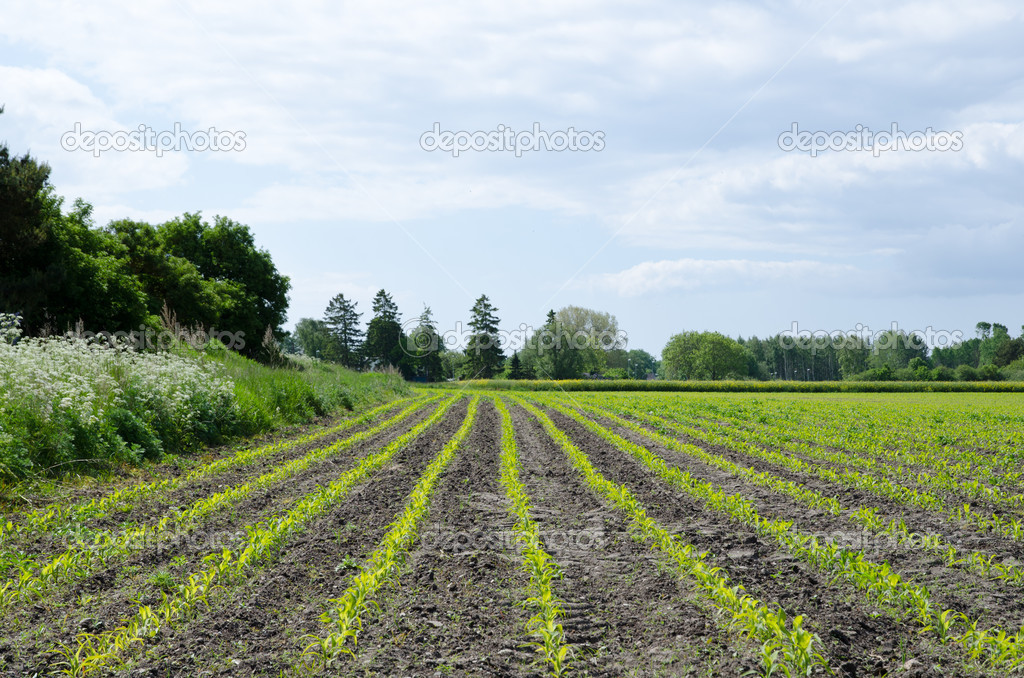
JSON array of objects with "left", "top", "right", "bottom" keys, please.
[{"left": 216, "top": 350, "right": 410, "bottom": 435}]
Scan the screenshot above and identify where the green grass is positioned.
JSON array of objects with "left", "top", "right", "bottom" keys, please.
[{"left": 213, "top": 350, "right": 410, "bottom": 435}]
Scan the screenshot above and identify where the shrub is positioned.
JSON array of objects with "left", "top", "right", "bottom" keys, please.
[{"left": 955, "top": 365, "right": 978, "bottom": 382}]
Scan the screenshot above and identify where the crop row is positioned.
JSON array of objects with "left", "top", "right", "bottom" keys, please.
[
  {"left": 494, "top": 397, "right": 572, "bottom": 676},
  {"left": 530, "top": 396, "right": 1024, "bottom": 671},
  {"left": 0, "top": 396, "right": 443, "bottom": 612},
  {"left": 735, "top": 396, "right": 1024, "bottom": 465},
  {"left": 0, "top": 394, "right": 433, "bottom": 547},
  {"left": 647, "top": 395, "right": 1022, "bottom": 489},
  {"left": 50, "top": 394, "right": 463, "bottom": 677},
  {"left": 556, "top": 396, "right": 1024, "bottom": 586},
  {"left": 301, "top": 396, "right": 480, "bottom": 669},
  {"left": 702, "top": 401, "right": 1024, "bottom": 503},
  {"left": 513, "top": 397, "right": 825, "bottom": 676},
  {"left": 583, "top": 395, "right": 1024, "bottom": 543}
]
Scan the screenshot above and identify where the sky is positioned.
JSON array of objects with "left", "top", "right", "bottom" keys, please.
[{"left": 2, "top": 1, "right": 1023, "bottom": 356}]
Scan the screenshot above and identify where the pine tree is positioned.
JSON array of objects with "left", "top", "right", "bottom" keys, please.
[
  {"left": 408, "top": 305, "right": 445, "bottom": 381},
  {"left": 465, "top": 294, "right": 504, "bottom": 378},
  {"left": 508, "top": 351, "right": 524, "bottom": 379},
  {"left": 363, "top": 289, "right": 403, "bottom": 368},
  {"left": 323, "top": 293, "right": 363, "bottom": 367}
]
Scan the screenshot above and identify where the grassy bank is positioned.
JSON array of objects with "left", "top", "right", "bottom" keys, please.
[
  {"left": 427, "top": 379, "right": 1024, "bottom": 393},
  {"left": 0, "top": 335, "right": 408, "bottom": 482}
]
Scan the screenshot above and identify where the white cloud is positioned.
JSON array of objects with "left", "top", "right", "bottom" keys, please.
[
  {"left": 584, "top": 258, "right": 858, "bottom": 297},
  {"left": 0, "top": 65, "right": 191, "bottom": 197}
]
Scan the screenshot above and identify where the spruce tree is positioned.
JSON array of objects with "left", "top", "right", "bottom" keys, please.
[
  {"left": 508, "top": 351, "right": 524, "bottom": 379},
  {"left": 465, "top": 294, "right": 504, "bottom": 378},
  {"left": 408, "top": 305, "right": 445, "bottom": 381},
  {"left": 363, "top": 289, "right": 403, "bottom": 368},
  {"left": 323, "top": 292, "right": 363, "bottom": 367}
]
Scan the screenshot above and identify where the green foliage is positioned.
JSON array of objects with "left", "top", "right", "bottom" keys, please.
[
  {"left": 362, "top": 289, "right": 405, "bottom": 371},
  {"left": 517, "top": 307, "right": 631, "bottom": 381},
  {"left": 464, "top": 294, "right": 504, "bottom": 378},
  {"left": 663, "top": 331, "right": 748, "bottom": 380},
  {"left": 404, "top": 305, "right": 445, "bottom": 381},
  {"left": 215, "top": 350, "right": 408, "bottom": 435},
  {"left": 157, "top": 213, "right": 291, "bottom": 360},
  {"left": 292, "top": 318, "right": 334, "bottom": 361},
  {"left": 1, "top": 135, "right": 290, "bottom": 361},
  {"left": 994, "top": 337, "right": 1024, "bottom": 367},
  {"left": 0, "top": 129, "right": 59, "bottom": 332},
  {"left": 955, "top": 364, "right": 978, "bottom": 382},
  {"left": 323, "top": 293, "right": 363, "bottom": 367},
  {"left": 552, "top": 305, "right": 623, "bottom": 374}
]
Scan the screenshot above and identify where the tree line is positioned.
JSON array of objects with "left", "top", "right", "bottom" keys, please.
[
  {"left": 290, "top": 297, "right": 658, "bottom": 382},
  {"left": 661, "top": 324, "right": 1024, "bottom": 382}
]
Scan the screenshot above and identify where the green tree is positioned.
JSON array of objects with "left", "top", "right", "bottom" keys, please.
[
  {"left": 293, "top": 318, "right": 333, "bottom": 359},
  {"left": 626, "top": 349, "right": 658, "bottom": 379},
  {"left": 159, "top": 213, "right": 291, "bottom": 359},
  {"left": 994, "top": 337, "right": 1024, "bottom": 367},
  {"left": 662, "top": 332, "right": 701, "bottom": 380},
  {"left": 106, "top": 218, "right": 223, "bottom": 328},
  {"left": 363, "top": 289, "right": 404, "bottom": 370},
  {"left": 465, "top": 294, "right": 504, "bottom": 378},
  {"left": 528, "top": 310, "right": 582, "bottom": 379},
  {"left": 33, "top": 197, "right": 149, "bottom": 333},
  {"left": 698, "top": 332, "right": 749, "bottom": 380},
  {"left": 870, "top": 330, "right": 927, "bottom": 371},
  {"left": 440, "top": 351, "right": 467, "bottom": 381},
  {"left": 979, "top": 323, "right": 1010, "bottom": 366},
  {"left": 323, "top": 293, "right": 363, "bottom": 367},
  {"left": 0, "top": 113, "right": 54, "bottom": 332},
  {"left": 554, "top": 306, "right": 624, "bottom": 374},
  {"left": 406, "top": 305, "right": 445, "bottom": 381},
  {"left": 0, "top": 129, "right": 147, "bottom": 334},
  {"left": 837, "top": 334, "right": 871, "bottom": 379},
  {"left": 663, "top": 331, "right": 748, "bottom": 380},
  {"left": 507, "top": 351, "right": 526, "bottom": 379}
]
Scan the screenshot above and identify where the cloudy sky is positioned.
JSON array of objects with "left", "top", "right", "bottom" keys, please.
[{"left": 2, "top": 1, "right": 1022, "bottom": 354}]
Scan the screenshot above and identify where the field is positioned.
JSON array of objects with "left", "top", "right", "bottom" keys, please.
[{"left": 1, "top": 390, "right": 1024, "bottom": 677}]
